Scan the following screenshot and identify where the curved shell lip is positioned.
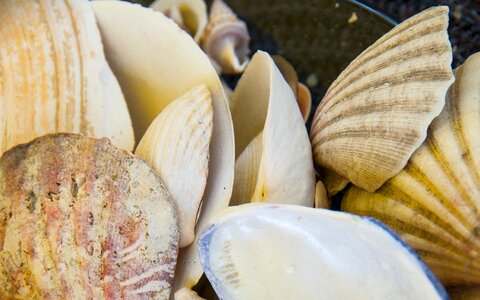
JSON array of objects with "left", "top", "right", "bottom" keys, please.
[{"left": 197, "top": 203, "right": 448, "bottom": 300}]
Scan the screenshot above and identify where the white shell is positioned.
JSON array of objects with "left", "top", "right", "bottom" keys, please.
[
  {"left": 230, "top": 51, "right": 315, "bottom": 206},
  {"left": 136, "top": 85, "right": 213, "bottom": 248},
  {"left": 198, "top": 204, "right": 447, "bottom": 299}
]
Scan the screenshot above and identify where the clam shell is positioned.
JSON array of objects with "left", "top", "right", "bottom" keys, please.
[
  {"left": 297, "top": 82, "right": 312, "bottom": 122},
  {"left": 230, "top": 51, "right": 315, "bottom": 206},
  {"left": 174, "top": 288, "right": 206, "bottom": 300},
  {"left": 150, "top": 0, "right": 208, "bottom": 42},
  {"left": 136, "top": 85, "right": 213, "bottom": 248},
  {"left": 92, "top": 1, "right": 234, "bottom": 292},
  {"left": 310, "top": 6, "right": 454, "bottom": 192},
  {"left": 200, "top": 0, "right": 250, "bottom": 74},
  {"left": 0, "top": 0, "right": 134, "bottom": 154},
  {"left": 0, "top": 134, "right": 178, "bottom": 298},
  {"left": 320, "top": 167, "right": 350, "bottom": 196},
  {"left": 342, "top": 52, "right": 480, "bottom": 286},
  {"left": 198, "top": 204, "right": 447, "bottom": 299}
]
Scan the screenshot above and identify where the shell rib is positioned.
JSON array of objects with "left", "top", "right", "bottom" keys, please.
[
  {"left": 136, "top": 85, "right": 213, "bottom": 248},
  {"left": 310, "top": 6, "right": 454, "bottom": 192},
  {"left": 0, "top": 134, "right": 178, "bottom": 299},
  {"left": 201, "top": 0, "right": 250, "bottom": 74},
  {"left": 92, "top": 1, "right": 234, "bottom": 292},
  {"left": 0, "top": 0, "right": 134, "bottom": 154},
  {"left": 342, "top": 52, "right": 480, "bottom": 287},
  {"left": 198, "top": 204, "right": 447, "bottom": 299},
  {"left": 230, "top": 51, "right": 315, "bottom": 206},
  {"left": 150, "top": 0, "right": 208, "bottom": 42}
]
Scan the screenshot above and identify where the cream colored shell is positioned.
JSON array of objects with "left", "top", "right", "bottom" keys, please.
[
  {"left": 92, "top": 1, "right": 234, "bottom": 292},
  {"left": 230, "top": 51, "right": 315, "bottom": 206},
  {"left": 310, "top": 6, "right": 454, "bottom": 192},
  {"left": 136, "top": 85, "right": 213, "bottom": 248},
  {"left": 343, "top": 52, "right": 480, "bottom": 287},
  {"left": 0, "top": 0, "right": 134, "bottom": 154}
]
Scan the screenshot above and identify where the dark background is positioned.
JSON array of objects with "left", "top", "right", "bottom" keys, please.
[{"left": 362, "top": 0, "right": 480, "bottom": 67}]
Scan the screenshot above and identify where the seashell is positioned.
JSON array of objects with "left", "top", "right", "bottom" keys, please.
[
  {"left": 136, "top": 85, "right": 212, "bottom": 248},
  {"left": 272, "top": 55, "right": 312, "bottom": 122},
  {"left": 310, "top": 6, "right": 454, "bottom": 192},
  {"left": 342, "top": 52, "right": 480, "bottom": 287},
  {"left": 297, "top": 82, "right": 312, "bottom": 122},
  {"left": 320, "top": 167, "right": 350, "bottom": 196},
  {"left": 200, "top": 0, "right": 250, "bottom": 74},
  {"left": 230, "top": 51, "right": 315, "bottom": 206},
  {"left": 314, "top": 180, "right": 330, "bottom": 209},
  {"left": 0, "top": 0, "right": 134, "bottom": 154},
  {"left": 150, "top": 0, "right": 208, "bottom": 42},
  {"left": 92, "top": 1, "right": 234, "bottom": 293},
  {"left": 0, "top": 134, "right": 178, "bottom": 298},
  {"left": 175, "top": 288, "right": 206, "bottom": 300},
  {"left": 197, "top": 204, "right": 448, "bottom": 299}
]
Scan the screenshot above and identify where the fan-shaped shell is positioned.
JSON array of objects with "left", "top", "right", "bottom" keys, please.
[
  {"left": 310, "top": 6, "right": 454, "bottom": 192},
  {"left": 0, "top": 0, "right": 134, "bottom": 154},
  {"left": 342, "top": 52, "right": 480, "bottom": 287},
  {"left": 0, "top": 134, "right": 178, "bottom": 298}
]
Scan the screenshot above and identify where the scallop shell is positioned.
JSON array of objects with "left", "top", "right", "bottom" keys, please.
[
  {"left": 92, "top": 1, "right": 234, "bottom": 292},
  {"left": 200, "top": 0, "right": 250, "bottom": 74},
  {"left": 136, "top": 85, "right": 213, "bottom": 248},
  {"left": 0, "top": 134, "right": 178, "bottom": 298},
  {"left": 0, "top": 0, "right": 134, "bottom": 154},
  {"left": 230, "top": 51, "right": 315, "bottom": 206},
  {"left": 342, "top": 52, "right": 480, "bottom": 287},
  {"left": 198, "top": 204, "right": 447, "bottom": 299},
  {"left": 150, "top": 0, "right": 208, "bottom": 42},
  {"left": 310, "top": 6, "right": 454, "bottom": 192}
]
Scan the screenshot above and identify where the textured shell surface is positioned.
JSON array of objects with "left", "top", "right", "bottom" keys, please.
[
  {"left": 201, "top": 0, "right": 250, "bottom": 74},
  {"left": 136, "top": 85, "right": 213, "bottom": 248},
  {"left": 0, "top": 0, "right": 134, "bottom": 155},
  {"left": 91, "top": 1, "right": 234, "bottom": 292},
  {"left": 197, "top": 204, "right": 447, "bottom": 300},
  {"left": 342, "top": 52, "right": 480, "bottom": 287},
  {"left": 0, "top": 134, "right": 178, "bottom": 299},
  {"left": 310, "top": 6, "right": 454, "bottom": 192},
  {"left": 230, "top": 51, "right": 315, "bottom": 207}
]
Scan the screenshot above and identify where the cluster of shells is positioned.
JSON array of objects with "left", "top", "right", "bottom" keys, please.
[{"left": 0, "top": 0, "right": 478, "bottom": 299}]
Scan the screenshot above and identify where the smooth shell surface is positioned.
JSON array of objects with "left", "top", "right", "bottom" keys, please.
[
  {"left": 230, "top": 51, "right": 315, "bottom": 206},
  {"left": 0, "top": 0, "right": 134, "bottom": 154},
  {"left": 198, "top": 204, "right": 447, "bottom": 300},
  {"left": 343, "top": 52, "right": 480, "bottom": 286},
  {"left": 310, "top": 6, "right": 454, "bottom": 192},
  {"left": 92, "top": 1, "right": 234, "bottom": 291},
  {"left": 0, "top": 134, "right": 178, "bottom": 299},
  {"left": 136, "top": 85, "right": 213, "bottom": 248}
]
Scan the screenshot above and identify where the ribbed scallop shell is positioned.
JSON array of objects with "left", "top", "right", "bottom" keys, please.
[
  {"left": 136, "top": 85, "right": 213, "bottom": 248},
  {"left": 200, "top": 0, "right": 250, "bottom": 74},
  {"left": 0, "top": 134, "right": 178, "bottom": 298},
  {"left": 0, "top": 0, "right": 134, "bottom": 154},
  {"left": 342, "top": 52, "right": 480, "bottom": 287},
  {"left": 310, "top": 6, "right": 454, "bottom": 192}
]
